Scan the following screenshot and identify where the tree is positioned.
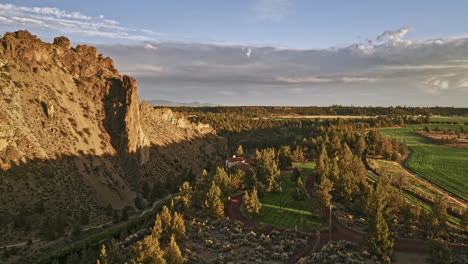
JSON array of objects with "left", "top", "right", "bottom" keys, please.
[
  {"left": 243, "top": 188, "right": 262, "bottom": 218},
  {"left": 152, "top": 214, "right": 163, "bottom": 239},
  {"left": 164, "top": 235, "right": 184, "bottom": 264},
  {"left": 171, "top": 211, "right": 186, "bottom": 240},
  {"left": 315, "top": 147, "right": 329, "bottom": 183},
  {"left": 366, "top": 180, "right": 394, "bottom": 262},
  {"left": 256, "top": 148, "right": 280, "bottom": 191},
  {"left": 292, "top": 177, "right": 307, "bottom": 201},
  {"left": 431, "top": 195, "right": 448, "bottom": 235},
  {"left": 290, "top": 167, "right": 301, "bottom": 183},
  {"left": 176, "top": 182, "right": 192, "bottom": 211},
  {"left": 461, "top": 209, "right": 468, "bottom": 231},
  {"left": 235, "top": 145, "right": 244, "bottom": 157},
  {"left": 160, "top": 206, "right": 172, "bottom": 238},
  {"left": 278, "top": 146, "right": 293, "bottom": 170},
  {"left": 355, "top": 135, "right": 366, "bottom": 156},
  {"left": 97, "top": 245, "right": 108, "bottom": 264},
  {"left": 244, "top": 168, "right": 257, "bottom": 191},
  {"left": 316, "top": 175, "right": 333, "bottom": 209},
  {"left": 135, "top": 232, "right": 166, "bottom": 264},
  {"left": 292, "top": 145, "right": 305, "bottom": 162},
  {"left": 204, "top": 182, "right": 224, "bottom": 217},
  {"left": 426, "top": 238, "right": 452, "bottom": 264},
  {"left": 213, "top": 167, "right": 231, "bottom": 198}
]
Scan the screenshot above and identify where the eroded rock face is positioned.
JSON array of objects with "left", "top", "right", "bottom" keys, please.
[{"left": 0, "top": 31, "right": 225, "bottom": 226}]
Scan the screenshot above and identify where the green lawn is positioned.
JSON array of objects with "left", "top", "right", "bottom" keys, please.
[
  {"left": 247, "top": 162, "right": 322, "bottom": 231},
  {"left": 381, "top": 125, "right": 468, "bottom": 200}
]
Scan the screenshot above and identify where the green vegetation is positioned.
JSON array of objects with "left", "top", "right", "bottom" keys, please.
[
  {"left": 381, "top": 125, "right": 468, "bottom": 200},
  {"left": 252, "top": 162, "right": 321, "bottom": 231},
  {"left": 430, "top": 116, "right": 468, "bottom": 124}
]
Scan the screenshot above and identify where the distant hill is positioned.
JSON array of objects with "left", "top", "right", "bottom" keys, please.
[{"left": 148, "top": 99, "right": 219, "bottom": 107}]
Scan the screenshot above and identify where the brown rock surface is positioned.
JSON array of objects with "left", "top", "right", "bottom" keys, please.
[{"left": 0, "top": 31, "right": 226, "bottom": 234}]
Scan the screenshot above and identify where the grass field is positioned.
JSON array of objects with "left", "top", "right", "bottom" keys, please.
[
  {"left": 381, "top": 125, "right": 468, "bottom": 200},
  {"left": 430, "top": 116, "right": 468, "bottom": 124},
  {"left": 249, "top": 162, "right": 322, "bottom": 231}
]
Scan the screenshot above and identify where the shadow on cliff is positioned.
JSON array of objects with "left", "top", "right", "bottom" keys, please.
[{"left": 0, "top": 134, "right": 226, "bottom": 234}]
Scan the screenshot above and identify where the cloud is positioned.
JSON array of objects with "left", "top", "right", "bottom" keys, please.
[
  {"left": 96, "top": 27, "right": 468, "bottom": 106},
  {"left": 144, "top": 43, "right": 158, "bottom": 50},
  {"left": 377, "top": 26, "right": 414, "bottom": 44},
  {"left": 253, "top": 0, "right": 292, "bottom": 21},
  {"left": 0, "top": 3, "right": 159, "bottom": 41}
]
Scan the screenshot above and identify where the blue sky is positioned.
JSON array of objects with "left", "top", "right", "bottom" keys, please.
[
  {"left": 1, "top": 1, "right": 468, "bottom": 106},
  {"left": 4, "top": 0, "right": 468, "bottom": 48}
]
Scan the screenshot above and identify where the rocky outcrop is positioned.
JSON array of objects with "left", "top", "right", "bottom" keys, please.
[{"left": 0, "top": 31, "right": 225, "bottom": 229}]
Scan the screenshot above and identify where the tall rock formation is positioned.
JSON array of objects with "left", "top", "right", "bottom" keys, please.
[{"left": 0, "top": 31, "right": 226, "bottom": 230}]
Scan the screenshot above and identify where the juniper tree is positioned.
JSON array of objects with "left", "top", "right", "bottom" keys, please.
[
  {"left": 135, "top": 232, "right": 166, "bottom": 264},
  {"left": 366, "top": 179, "right": 394, "bottom": 263},
  {"left": 171, "top": 211, "right": 186, "bottom": 240},
  {"left": 278, "top": 145, "right": 293, "bottom": 169},
  {"left": 164, "top": 235, "right": 184, "bottom": 264},
  {"left": 290, "top": 167, "right": 301, "bottom": 183},
  {"left": 176, "top": 181, "right": 192, "bottom": 211},
  {"left": 243, "top": 188, "right": 262, "bottom": 218},
  {"left": 204, "top": 182, "right": 224, "bottom": 217},
  {"left": 235, "top": 145, "right": 244, "bottom": 157}
]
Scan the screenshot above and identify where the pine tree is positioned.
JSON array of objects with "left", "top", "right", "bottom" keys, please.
[
  {"left": 316, "top": 175, "right": 333, "bottom": 209},
  {"left": 366, "top": 180, "right": 394, "bottom": 263},
  {"left": 160, "top": 205, "right": 172, "bottom": 238},
  {"left": 461, "top": 209, "right": 468, "bottom": 231},
  {"left": 256, "top": 148, "right": 280, "bottom": 191},
  {"left": 292, "top": 145, "right": 305, "bottom": 162},
  {"left": 431, "top": 195, "right": 448, "bottom": 236},
  {"left": 243, "top": 188, "right": 262, "bottom": 218},
  {"left": 355, "top": 135, "right": 366, "bottom": 156},
  {"left": 164, "top": 235, "right": 184, "bottom": 264},
  {"left": 290, "top": 167, "right": 301, "bottom": 183},
  {"left": 213, "top": 167, "right": 231, "bottom": 198},
  {"left": 97, "top": 245, "right": 108, "bottom": 264},
  {"left": 204, "top": 182, "right": 224, "bottom": 217},
  {"left": 235, "top": 145, "right": 244, "bottom": 157},
  {"left": 244, "top": 168, "right": 257, "bottom": 191},
  {"left": 176, "top": 182, "right": 192, "bottom": 211},
  {"left": 171, "top": 211, "right": 186, "bottom": 240},
  {"left": 278, "top": 146, "right": 293, "bottom": 169},
  {"left": 135, "top": 233, "right": 166, "bottom": 264},
  {"left": 292, "top": 177, "right": 307, "bottom": 201},
  {"left": 315, "top": 147, "right": 329, "bottom": 183},
  {"left": 152, "top": 214, "right": 163, "bottom": 239}
]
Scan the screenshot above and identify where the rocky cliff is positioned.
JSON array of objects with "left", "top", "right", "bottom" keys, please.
[{"left": 0, "top": 31, "right": 226, "bottom": 235}]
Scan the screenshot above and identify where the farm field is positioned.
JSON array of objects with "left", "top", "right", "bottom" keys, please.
[
  {"left": 381, "top": 125, "right": 468, "bottom": 200},
  {"left": 250, "top": 162, "right": 321, "bottom": 231},
  {"left": 430, "top": 116, "right": 468, "bottom": 124}
]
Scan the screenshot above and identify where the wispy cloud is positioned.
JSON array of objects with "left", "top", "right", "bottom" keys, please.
[
  {"left": 253, "top": 0, "right": 292, "bottom": 21},
  {"left": 376, "top": 26, "right": 414, "bottom": 44},
  {"left": 0, "top": 3, "right": 159, "bottom": 41}
]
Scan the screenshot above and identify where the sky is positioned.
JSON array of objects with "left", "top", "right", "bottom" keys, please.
[{"left": 0, "top": 0, "right": 468, "bottom": 106}]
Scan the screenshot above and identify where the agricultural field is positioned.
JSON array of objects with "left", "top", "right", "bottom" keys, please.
[
  {"left": 430, "top": 116, "right": 468, "bottom": 124},
  {"left": 252, "top": 162, "right": 322, "bottom": 231},
  {"left": 381, "top": 125, "right": 468, "bottom": 200}
]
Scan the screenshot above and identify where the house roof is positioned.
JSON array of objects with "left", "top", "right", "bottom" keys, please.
[
  {"left": 234, "top": 163, "right": 251, "bottom": 171},
  {"left": 227, "top": 157, "right": 246, "bottom": 162}
]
